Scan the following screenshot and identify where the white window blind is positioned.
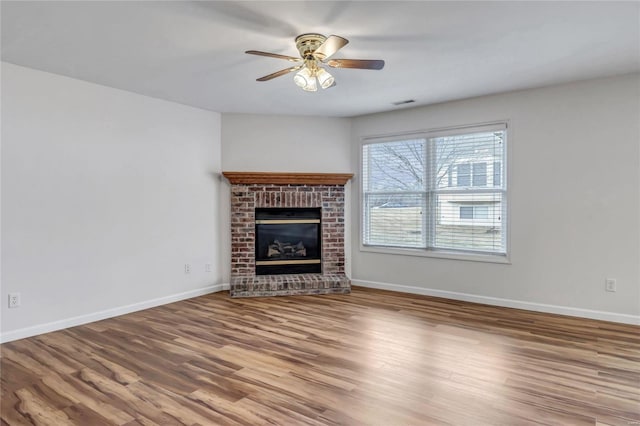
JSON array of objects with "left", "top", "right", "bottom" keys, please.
[
  {"left": 362, "top": 124, "right": 507, "bottom": 256},
  {"left": 363, "top": 138, "right": 426, "bottom": 248}
]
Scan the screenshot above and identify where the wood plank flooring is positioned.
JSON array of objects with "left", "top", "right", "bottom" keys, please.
[{"left": 1, "top": 287, "right": 639, "bottom": 425}]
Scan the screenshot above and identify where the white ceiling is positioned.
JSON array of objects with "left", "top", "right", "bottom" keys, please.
[{"left": 2, "top": 1, "right": 639, "bottom": 117}]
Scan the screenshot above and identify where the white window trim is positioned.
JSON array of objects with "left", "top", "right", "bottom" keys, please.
[{"left": 358, "top": 120, "right": 512, "bottom": 264}]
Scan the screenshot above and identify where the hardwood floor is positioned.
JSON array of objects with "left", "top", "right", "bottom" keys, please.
[{"left": 1, "top": 287, "right": 639, "bottom": 425}]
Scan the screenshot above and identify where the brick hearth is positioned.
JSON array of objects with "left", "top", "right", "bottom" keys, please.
[{"left": 223, "top": 172, "right": 352, "bottom": 297}]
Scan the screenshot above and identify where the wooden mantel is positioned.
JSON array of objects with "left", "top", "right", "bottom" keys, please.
[{"left": 222, "top": 172, "right": 353, "bottom": 185}]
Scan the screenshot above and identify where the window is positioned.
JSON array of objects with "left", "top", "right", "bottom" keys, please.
[
  {"left": 456, "top": 163, "right": 471, "bottom": 187},
  {"left": 493, "top": 161, "right": 502, "bottom": 187},
  {"left": 362, "top": 123, "right": 507, "bottom": 257},
  {"left": 472, "top": 162, "right": 487, "bottom": 186},
  {"left": 459, "top": 205, "right": 489, "bottom": 220},
  {"left": 459, "top": 206, "right": 474, "bottom": 220},
  {"left": 455, "top": 162, "right": 487, "bottom": 187}
]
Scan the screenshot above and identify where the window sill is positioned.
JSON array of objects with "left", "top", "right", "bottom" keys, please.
[{"left": 360, "top": 245, "right": 511, "bottom": 264}]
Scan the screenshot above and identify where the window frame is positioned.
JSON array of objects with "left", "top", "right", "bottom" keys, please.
[{"left": 359, "top": 121, "right": 511, "bottom": 264}]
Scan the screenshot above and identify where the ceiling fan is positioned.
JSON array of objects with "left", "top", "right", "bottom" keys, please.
[{"left": 245, "top": 33, "right": 385, "bottom": 92}]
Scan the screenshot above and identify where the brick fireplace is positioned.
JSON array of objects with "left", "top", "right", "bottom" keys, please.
[{"left": 223, "top": 172, "right": 352, "bottom": 297}]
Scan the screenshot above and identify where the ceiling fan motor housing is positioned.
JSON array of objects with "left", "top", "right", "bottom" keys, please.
[{"left": 295, "top": 33, "right": 327, "bottom": 59}]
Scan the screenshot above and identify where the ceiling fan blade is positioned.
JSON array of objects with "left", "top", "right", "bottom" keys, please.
[
  {"left": 256, "top": 65, "right": 303, "bottom": 82},
  {"left": 313, "top": 35, "right": 348, "bottom": 60},
  {"left": 245, "top": 50, "right": 302, "bottom": 62},
  {"left": 327, "top": 59, "right": 385, "bottom": 70}
]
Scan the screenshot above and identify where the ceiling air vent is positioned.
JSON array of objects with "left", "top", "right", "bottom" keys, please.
[{"left": 392, "top": 99, "right": 415, "bottom": 106}]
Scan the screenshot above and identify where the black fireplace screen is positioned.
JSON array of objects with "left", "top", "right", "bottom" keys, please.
[{"left": 255, "top": 208, "right": 321, "bottom": 275}]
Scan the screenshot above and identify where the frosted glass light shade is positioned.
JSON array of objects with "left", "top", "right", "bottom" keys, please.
[
  {"left": 302, "top": 75, "right": 318, "bottom": 92},
  {"left": 316, "top": 68, "right": 335, "bottom": 89},
  {"left": 294, "top": 68, "right": 313, "bottom": 89}
]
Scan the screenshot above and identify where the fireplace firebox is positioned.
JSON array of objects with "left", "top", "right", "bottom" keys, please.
[{"left": 255, "top": 208, "right": 321, "bottom": 275}]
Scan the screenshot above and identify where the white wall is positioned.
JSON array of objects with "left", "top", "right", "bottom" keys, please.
[
  {"left": 1, "top": 63, "right": 223, "bottom": 341},
  {"left": 351, "top": 74, "right": 640, "bottom": 322},
  {"left": 220, "top": 114, "right": 352, "bottom": 281},
  {"left": 221, "top": 114, "right": 352, "bottom": 172}
]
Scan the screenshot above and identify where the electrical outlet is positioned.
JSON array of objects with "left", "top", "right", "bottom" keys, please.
[
  {"left": 8, "top": 293, "right": 21, "bottom": 308},
  {"left": 605, "top": 278, "right": 616, "bottom": 292},
  {"left": 184, "top": 264, "right": 191, "bottom": 274},
  {"left": 205, "top": 263, "right": 212, "bottom": 273}
]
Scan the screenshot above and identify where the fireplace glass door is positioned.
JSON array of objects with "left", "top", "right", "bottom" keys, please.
[{"left": 255, "top": 208, "right": 321, "bottom": 275}]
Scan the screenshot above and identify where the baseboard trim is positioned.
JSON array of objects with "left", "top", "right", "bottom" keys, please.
[
  {"left": 3, "top": 280, "right": 636, "bottom": 343},
  {"left": 0, "top": 283, "right": 231, "bottom": 344},
  {"left": 352, "top": 279, "right": 640, "bottom": 325}
]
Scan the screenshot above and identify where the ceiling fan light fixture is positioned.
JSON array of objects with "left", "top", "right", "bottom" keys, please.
[
  {"left": 293, "top": 67, "right": 312, "bottom": 88},
  {"left": 302, "top": 75, "right": 318, "bottom": 92},
  {"left": 294, "top": 66, "right": 319, "bottom": 92},
  {"left": 316, "top": 68, "right": 334, "bottom": 89}
]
